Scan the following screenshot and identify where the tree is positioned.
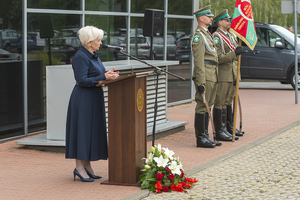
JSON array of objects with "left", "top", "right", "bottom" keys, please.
[{"left": 198, "top": 0, "right": 299, "bottom": 29}]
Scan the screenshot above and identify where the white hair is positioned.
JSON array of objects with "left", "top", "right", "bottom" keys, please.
[{"left": 77, "top": 26, "right": 104, "bottom": 47}]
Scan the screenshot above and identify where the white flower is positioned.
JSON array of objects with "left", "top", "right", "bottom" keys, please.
[
  {"left": 142, "top": 157, "right": 148, "bottom": 163},
  {"left": 157, "top": 144, "right": 162, "bottom": 153},
  {"left": 162, "top": 147, "right": 174, "bottom": 160},
  {"left": 142, "top": 152, "right": 154, "bottom": 164},
  {"left": 169, "top": 161, "right": 181, "bottom": 175},
  {"left": 177, "top": 162, "right": 183, "bottom": 171},
  {"left": 153, "top": 155, "right": 169, "bottom": 168},
  {"left": 148, "top": 153, "right": 154, "bottom": 163}
]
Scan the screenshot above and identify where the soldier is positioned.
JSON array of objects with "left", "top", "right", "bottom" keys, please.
[
  {"left": 226, "top": 34, "right": 244, "bottom": 137},
  {"left": 191, "top": 5, "right": 222, "bottom": 148},
  {"left": 212, "top": 9, "right": 243, "bottom": 141}
]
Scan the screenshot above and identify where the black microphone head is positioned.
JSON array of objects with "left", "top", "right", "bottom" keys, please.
[{"left": 102, "top": 44, "right": 108, "bottom": 48}]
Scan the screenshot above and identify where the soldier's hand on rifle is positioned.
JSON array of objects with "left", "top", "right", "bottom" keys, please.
[
  {"left": 197, "top": 84, "right": 206, "bottom": 94},
  {"left": 235, "top": 46, "right": 243, "bottom": 55}
]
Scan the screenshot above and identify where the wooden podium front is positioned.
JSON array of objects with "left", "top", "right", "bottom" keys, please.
[{"left": 101, "top": 73, "right": 148, "bottom": 185}]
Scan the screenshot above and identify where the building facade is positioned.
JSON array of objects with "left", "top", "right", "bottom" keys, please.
[{"left": 0, "top": 0, "right": 198, "bottom": 141}]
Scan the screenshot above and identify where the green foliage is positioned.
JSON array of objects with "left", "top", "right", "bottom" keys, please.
[
  {"left": 199, "top": 0, "right": 299, "bottom": 29},
  {"left": 30, "top": 51, "right": 62, "bottom": 68}
]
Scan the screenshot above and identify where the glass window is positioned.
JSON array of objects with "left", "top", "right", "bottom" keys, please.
[
  {"left": 0, "top": 0, "right": 24, "bottom": 139},
  {"left": 131, "top": 0, "right": 164, "bottom": 13},
  {"left": 22, "top": 13, "right": 82, "bottom": 135},
  {"left": 256, "top": 28, "right": 268, "bottom": 47},
  {"left": 85, "top": 15, "right": 127, "bottom": 61},
  {"left": 85, "top": 0, "right": 127, "bottom": 12},
  {"left": 28, "top": 0, "right": 80, "bottom": 10},
  {"left": 168, "top": 0, "right": 193, "bottom": 15},
  {"left": 128, "top": 17, "right": 150, "bottom": 59},
  {"left": 167, "top": 18, "right": 192, "bottom": 103},
  {"left": 267, "top": 29, "right": 282, "bottom": 48},
  {"left": 285, "top": 41, "right": 294, "bottom": 50},
  {"left": 27, "top": 13, "right": 81, "bottom": 65}
]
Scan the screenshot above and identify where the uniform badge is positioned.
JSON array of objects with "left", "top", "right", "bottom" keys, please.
[
  {"left": 214, "top": 37, "right": 219, "bottom": 44},
  {"left": 193, "top": 35, "right": 200, "bottom": 43}
]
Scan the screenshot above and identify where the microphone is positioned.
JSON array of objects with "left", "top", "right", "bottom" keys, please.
[{"left": 102, "top": 44, "right": 123, "bottom": 50}]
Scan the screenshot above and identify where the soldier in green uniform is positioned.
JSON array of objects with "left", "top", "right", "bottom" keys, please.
[
  {"left": 191, "top": 5, "right": 222, "bottom": 148},
  {"left": 226, "top": 38, "right": 244, "bottom": 136},
  {"left": 212, "top": 9, "right": 243, "bottom": 141}
]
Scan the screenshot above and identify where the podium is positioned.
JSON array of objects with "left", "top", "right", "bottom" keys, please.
[{"left": 101, "top": 72, "right": 150, "bottom": 185}]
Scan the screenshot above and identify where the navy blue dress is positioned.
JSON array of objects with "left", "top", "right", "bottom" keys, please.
[{"left": 65, "top": 46, "right": 108, "bottom": 161}]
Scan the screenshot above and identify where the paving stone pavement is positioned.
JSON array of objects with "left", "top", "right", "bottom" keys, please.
[{"left": 141, "top": 124, "right": 300, "bottom": 200}]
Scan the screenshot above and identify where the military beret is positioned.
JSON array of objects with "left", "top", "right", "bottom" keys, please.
[
  {"left": 214, "top": 9, "right": 232, "bottom": 23},
  {"left": 193, "top": 5, "right": 214, "bottom": 18}
]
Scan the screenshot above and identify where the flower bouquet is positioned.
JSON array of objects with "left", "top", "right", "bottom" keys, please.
[{"left": 139, "top": 144, "right": 198, "bottom": 193}]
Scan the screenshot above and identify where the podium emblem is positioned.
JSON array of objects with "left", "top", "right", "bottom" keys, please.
[{"left": 137, "top": 88, "right": 144, "bottom": 112}]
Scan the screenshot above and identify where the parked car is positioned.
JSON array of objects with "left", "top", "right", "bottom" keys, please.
[
  {"left": 0, "top": 30, "right": 19, "bottom": 52},
  {"left": 145, "top": 35, "right": 177, "bottom": 60},
  {"left": 17, "top": 32, "right": 39, "bottom": 53},
  {"left": 49, "top": 38, "right": 77, "bottom": 64},
  {"left": 64, "top": 37, "right": 81, "bottom": 51},
  {"left": 175, "top": 36, "right": 191, "bottom": 64},
  {"left": 0, "top": 48, "right": 20, "bottom": 61},
  {"left": 208, "top": 22, "right": 300, "bottom": 89},
  {"left": 118, "top": 36, "right": 150, "bottom": 60}
]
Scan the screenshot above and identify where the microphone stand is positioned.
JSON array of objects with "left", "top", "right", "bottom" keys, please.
[{"left": 118, "top": 50, "right": 185, "bottom": 147}]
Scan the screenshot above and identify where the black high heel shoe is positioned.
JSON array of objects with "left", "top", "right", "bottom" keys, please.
[
  {"left": 85, "top": 169, "right": 102, "bottom": 179},
  {"left": 73, "top": 168, "right": 94, "bottom": 182}
]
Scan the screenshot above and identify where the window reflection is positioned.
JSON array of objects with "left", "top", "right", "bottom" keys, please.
[
  {"left": 167, "top": 18, "right": 192, "bottom": 103},
  {"left": 168, "top": 0, "right": 192, "bottom": 15},
  {"left": 26, "top": 13, "right": 81, "bottom": 65},
  {"left": 85, "top": 0, "right": 127, "bottom": 12},
  {"left": 28, "top": 0, "right": 80, "bottom": 10},
  {"left": 0, "top": 0, "right": 24, "bottom": 139},
  {"left": 131, "top": 0, "right": 164, "bottom": 13},
  {"left": 85, "top": 15, "right": 127, "bottom": 62}
]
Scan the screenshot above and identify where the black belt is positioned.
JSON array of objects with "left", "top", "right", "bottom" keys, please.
[{"left": 204, "top": 60, "right": 218, "bottom": 66}]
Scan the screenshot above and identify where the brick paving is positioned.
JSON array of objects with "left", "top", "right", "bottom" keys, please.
[{"left": 1, "top": 88, "right": 300, "bottom": 200}]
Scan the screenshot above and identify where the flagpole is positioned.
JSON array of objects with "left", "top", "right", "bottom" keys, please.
[{"left": 232, "top": 39, "right": 242, "bottom": 141}]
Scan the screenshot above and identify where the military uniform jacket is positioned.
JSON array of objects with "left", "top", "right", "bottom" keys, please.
[
  {"left": 213, "top": 28, "right": 237, "bottom": 82},
  {"left": 191, "top": 25, "right": 218, "bottom": 85}
]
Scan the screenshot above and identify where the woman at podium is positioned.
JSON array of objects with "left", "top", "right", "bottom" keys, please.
[{"left": 65, "top": 26, "right": 119, "bottom": 182}]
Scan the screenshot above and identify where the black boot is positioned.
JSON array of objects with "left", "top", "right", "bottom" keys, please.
[
  {"left": 213, "top": 108, "right": 232, "bottom": 141},
  {"left": 222, "top": 108, "right": 239, "bottom": 140},
  {"left": 195, "top": 113, "right": 215, "bottom": 148},
  {"left": 226, "top": 105, "right": 243, "bottom": 137},
  {"left": 205, "top": 112, "right": 222, "bottom": 146}
]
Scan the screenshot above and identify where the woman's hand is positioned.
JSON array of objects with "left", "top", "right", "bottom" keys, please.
[{"left": 105, "top": 67, "right": 119, "bottom": 81}]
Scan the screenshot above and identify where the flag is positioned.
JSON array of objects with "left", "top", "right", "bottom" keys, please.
[{"left": 229, "top": 0, "right": 257, "bottom": 50}]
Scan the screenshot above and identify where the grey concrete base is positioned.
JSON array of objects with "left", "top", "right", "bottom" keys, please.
[
  {"left": 121, "top": 120, "right": 300, "bottom": 200},
  {"left": 16, "top": 121, "right": 188, "bottom": 148}
]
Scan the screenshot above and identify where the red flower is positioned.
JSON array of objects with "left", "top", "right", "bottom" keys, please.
[
  {"left": 162, "top": 186, "right": 169, "bottom": 192},
  {"left": 181, "top": 182, "right": 186, "bottom": 187},
  {"left": 168, "top": 174, "right": 174, "bottom": 180},
  {"left": 155, "top": 181, "right": 162, "bottom": 193},
  {"left": 156, "top": 173, "right": 163, "bottom": 179},
  {"left": 185, "top": 177, "right": 198, "bottom": 183},
  {"left": 181, "top": 170, "right": 184, "bottom": 178},
  {"left": 170, "top": 184, "right": 177, "bottom": 191},
  {"left": 166, "top": 167, "right": 171, "bottom": 173},
  {"left": 177, "top": 183, "right": 183, "bottom": 192}
]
